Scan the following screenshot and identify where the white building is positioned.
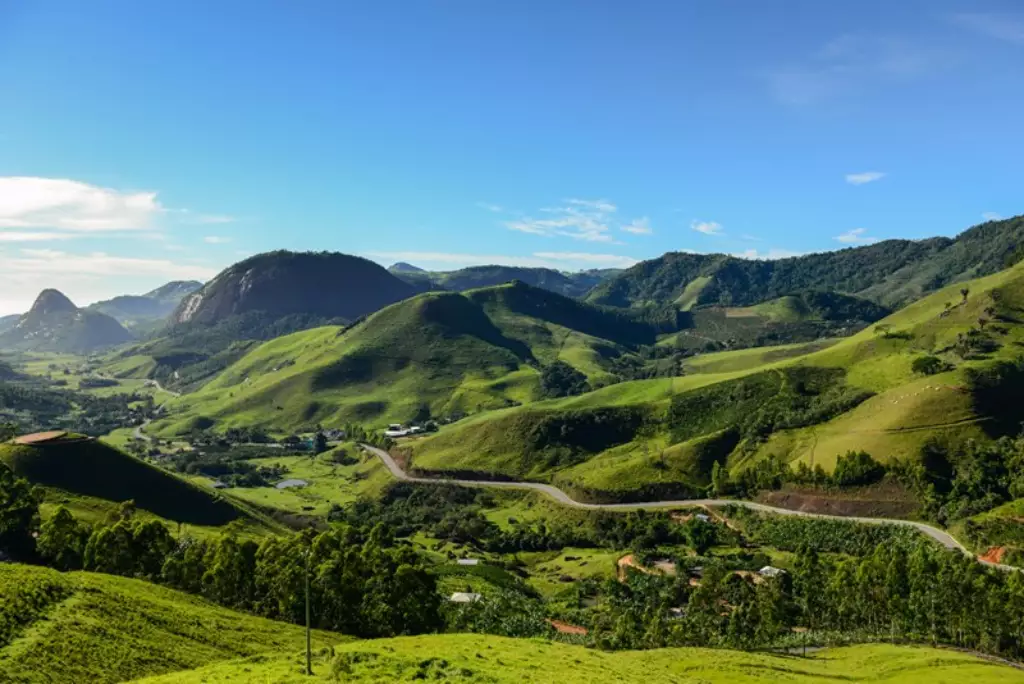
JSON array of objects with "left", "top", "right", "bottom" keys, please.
[
  {"left": 449, "top": 592, "right": 482, "bottom": 603},
  {"left": 759, "top": 566, "right": 786, "bottom": 578},
  {"left": 456, "top": 558, "right": 479, "bottom": 566}
]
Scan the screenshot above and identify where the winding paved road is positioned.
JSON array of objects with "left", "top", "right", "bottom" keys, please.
[
  {"left": 361, "top": 444, "right": 1018, "bottom": 571},
  {"left": 132, "top": 381, "right": 180, "bottom": 442}
]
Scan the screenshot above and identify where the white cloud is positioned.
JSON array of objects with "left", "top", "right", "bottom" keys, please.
[
  {"left": 834, "top": 228, "right": 879, "bottom": 245},
  {"left": 504, "top": 198, "right": 647, "bottom": 243},
  {"left": 476, "top": 202, "right": 503, "bottom": 213},
  {"left": 364, "top": 250, "right": 639, "bottom": 271},
  {"left": 846, "top": 171, "right": 886, "bottom": 185},
  {"left": 732, "top": 248, "right": 804, "bottom": 260},
  {"left": 691, "top": 220, "right": 723, "bottom": 236},
  {"left": 203, "top": 236, "right": 232, "bottom": 244},
  {"left": 0, "top": 231, "right": 77, "bottom": 242},
  {"left": 0, "top": 177, "right": 162, "bottom": 232},
  {"left": 952, "top": 13, "right": 1024, "bottom": 44},
  {"left": 982, "top": 212, "right": 1003, "bottom": 221},
  {"left": 0, "top": 249, "right": 219, "bottom": 314},
  {"left": 621, "top": 217, "right": 653, "bottom": 235}
]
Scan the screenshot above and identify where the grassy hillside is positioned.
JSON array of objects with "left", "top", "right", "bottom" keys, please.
[
  {"left": 389, "top": 264, "right": 617, "bottom": 298},
  {"left": 152, "top": 283, "right": 670, "bottom": 435},
  {"left": 588, "top": 215, "right": 1024, "bottom": 310},
  {"left": 408, "top": 258, "right": 1024, "bottom": 500},
  {"left": 0, "top": 438, "right": 266, "bottom": 528},
  {"left": 135, "top": 634, "right": 1022, "bottom": 683},
  {"left": 0, "top": 563, "right": 345, "bottom": 684}
]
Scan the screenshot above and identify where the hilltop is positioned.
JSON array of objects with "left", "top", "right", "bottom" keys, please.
[
  {"left": 0, "top": 289, "right": 133, "bottom": 353},
  {"left": 89, "top": 280, "right": 203, "bottom": 330},
  {"left": 0, "top": 436, "right": 263, "bottom": 528},
  {"left": 588, "top": 215, "right": 1024, "bottom": 310},
  {"left": 172, "top": 251, "right": 418, "bottom": 326},
  {"left": 389, "top": 264, "right": 619, "bottom": 298},
  {"left": 0, "top": 563, "right": 344, "bottom": 684},
  {"left": 151, "top": 282, "right": 672, "bottom": 434}
]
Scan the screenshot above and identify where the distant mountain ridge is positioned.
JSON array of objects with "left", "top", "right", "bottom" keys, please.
[
  {"left": 0, "top": 289, "right": 133, "bottom": 353},
  {"left": 588, "top": 215, "right": 1024, "bottom": 310},
  {"left": 88, "top": 280, "right": 203, "bottom": 329},
  {"left": 389, "top": 264, "right": 621, "bottom": 298}
]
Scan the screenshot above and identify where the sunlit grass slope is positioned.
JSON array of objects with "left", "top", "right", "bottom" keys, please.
[
  {"left": 0, "top": 563, "right": 346, "bottom": 684},
  {"left": 410, "top": 260, "right": 1024, "bottom": 496},
  {"left": 134, "top": 634, "right": 1023, "bottom": 683},
  {"left": 153, "top": 283, "right": 659, "bottom": 435}
]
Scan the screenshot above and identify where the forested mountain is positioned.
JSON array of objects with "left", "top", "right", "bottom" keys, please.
[
  {"left": 88, "top": 280, "right": 203, "bottom": 330},
  {"left": 173, "top": 251, "right": 420, "bottom": 326},
  {"left": 0, "top": 314, "right": 18, "bottom": 335},
  {"left": 588, "top": 215, "right": 1024, "bottom": 310},
  {"left": 0, "top": 290, "right": 133, "bottom": 353},
  {"left": 389, "top": 264, "right": 620, "bottom": 298}
]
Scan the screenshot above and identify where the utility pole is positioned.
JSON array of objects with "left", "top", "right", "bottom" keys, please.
[{"left": 305, "top": 549, "right": 312, "bottom": 676}]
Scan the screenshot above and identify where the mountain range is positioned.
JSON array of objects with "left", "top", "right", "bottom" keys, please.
[
  {"left": 0, "top": 289, "right": 133, "bottom": 353},
  {"left": 88, "top": 280, "right": 204, "bottom": 331}
]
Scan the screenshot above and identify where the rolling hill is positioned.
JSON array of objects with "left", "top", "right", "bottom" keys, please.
[
  {"left": 150, "top": 282, "right": 672, "bottom": 435},
  {"left": 389, "top": 264, "right": 619, "bottom": 298},
  {"left": 0, "top": 290, "right": 133, "bottom": 353},
  {"left": 407, "top": 257, "right": 1024, "bottom": 501},
  {"left": 88, "top": 280, "right": 203, "bottom": 330},
  {"left": 0, "top": 436, "right": 263, "bottom": 528},
  {"left": 0, "top": 562, "right": 345, "bottom": 684},
  {"left": 588, "top": 214, "right": 1024, "bottom": 310}
]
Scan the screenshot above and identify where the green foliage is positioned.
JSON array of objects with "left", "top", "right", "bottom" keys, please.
[
  {"left": 0, "top": 440, "right": 248, "bottom": 527},
  {"left": 443, "top": 588, "right": 551, "bottom": 637},
  {"left": 540, "top": 360, "right": 590, "bottom": 398},
  {"left": 37, "top": 505, "right": 89, "bottom": 570},
  {"left": 0, "top": 563, "right": 72, "bottom": 649},
  {"left": 668, "top": 367, "right": 871, "bottom": 445},
  {"left": 832, "top": 451, "right": 885, "bottom": 487},
  {"left": 0, "top": 462, "right": 40, "bottom": 559},
  {"left": 911, "top": 355, "right": 948, "bottom": 375},
  {"left": 732, "top": 509, "right": 919, "bottom": 555}
]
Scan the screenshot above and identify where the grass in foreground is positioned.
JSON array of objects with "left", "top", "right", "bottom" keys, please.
[
  {"left": 133, "top": 634, "right": 1024, "bottom": 683},
  {"left": 0, "top": 563, "right": 347, "bottom": 684}
]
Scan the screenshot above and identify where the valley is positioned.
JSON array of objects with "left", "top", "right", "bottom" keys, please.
[{"left": 5, "top": 217, "right": 1024, "bottom": 682}]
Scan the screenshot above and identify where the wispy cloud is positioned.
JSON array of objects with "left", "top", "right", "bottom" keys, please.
[
  {"left": 203, "top": 236, "right": 232, "bottom": 244},
  {"left": 846, "top": 171, "right": 886, "bottom": 185},
  {"left": 733, "top": 248, "right": 804, "bottom": 260},
  {"left": 951, "top": 13, "right": 1024, "bottom": 44},
  {"left": 767, "top": 34, "right": 943, "bottom": 105},
  {"left": 834, "top": 228, "right": 879, "bottom": 245},
  {"left": 691, "top": 220, "right": 724, "bottom": 236},
  {"left": 621, "top": 217, "right": 653, "bottom": 235},
  {"left": 0, "top": 177, "right": 162, "bottom": 232},
  {"left": 476, "top": 202, "right": 504, "bottom": 213},
  {"left": 0, "top": 231, "right": 77, "bottom": 242},
  {"left": 364, "top": 250, "right": 639, "bottom": 270},
  {"left": 982, "top": 211, "right": 1003, "bottom": 221},
  {"left": 505, "top": 198, "right": 622, "bottom": 243}
]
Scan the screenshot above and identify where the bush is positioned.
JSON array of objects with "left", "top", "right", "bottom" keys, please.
[
  {"left": 832, "top": 451, "right": 885, "bottom": 487},
  {"left": 911, "top": 355, "right": 948, "bottom": 376}
]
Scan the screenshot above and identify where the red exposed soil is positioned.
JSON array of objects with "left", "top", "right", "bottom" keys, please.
[
  {"left": 979, "top": 546, "right": 1007, "bottom": 564},
  {"left": 548, "top": 619, "right": 588, "bottom": 636},
  {"left": 757, "top": 483, "right": 918, "bottom": 519}
]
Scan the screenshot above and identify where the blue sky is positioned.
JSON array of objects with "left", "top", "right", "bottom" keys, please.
[{"left": 1, "top": 0, "right": 1023, "bottom": 313}]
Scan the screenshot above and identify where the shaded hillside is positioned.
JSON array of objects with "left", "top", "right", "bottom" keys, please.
[
  {"left": 390, "top": 264, "right": 619, "bottom": 298},
  {"left": 0, "top": 290, "right": 133, "bottom": 353},
  {"left": 151, "top": 284, "right": 670, "bottom": 433},
  {"left": 88, "top": 280, "right": 203, "bottom": 329},
  {"left": 588, "top": 215, "right": 1024, "bottom": 310},
  {"left": 174, "top": 251, "right": 419, "bottom": 325},
  {"left": 0, "top": 438, "right": 251, "bottom": 526}
]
